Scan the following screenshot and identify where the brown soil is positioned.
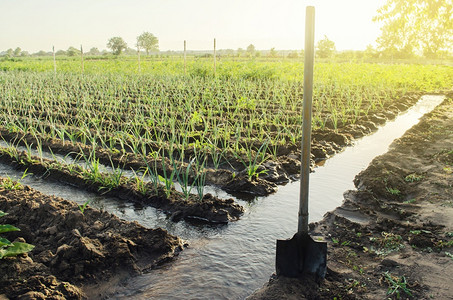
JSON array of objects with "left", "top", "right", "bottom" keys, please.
[
  {"left": 0, "top": 185, "right": 184, "bottom": 299},
  {"left": 248, "top": 94, "right": 453, "bottom": 300}
]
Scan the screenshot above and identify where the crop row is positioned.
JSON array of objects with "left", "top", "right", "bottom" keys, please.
[{"left": 0, "top": 62, "right": 452, "bottom": 200}]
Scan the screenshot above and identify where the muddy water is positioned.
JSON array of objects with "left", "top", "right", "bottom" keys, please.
[{"left": 0, "top": 95, "right": 444, "bottom": 299}]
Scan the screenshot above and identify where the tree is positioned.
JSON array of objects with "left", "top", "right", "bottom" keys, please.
[
  {"left": 136, "top": 32, "right": 158, "bottom": 55},
  {"left": 5, "top": 48, "right": 13, "bottom": 58},
  {"left": 55, "top": 50, "right": 67, "bottom": 56},
  {"left": 13, "top": 47, "right": 21, "bottom": 57},
  {"left": 107, "top": 37, "right": 127, "bottom": 55},
  {"left": 364, "top": 44, "right": 378, "bottom": 59},
  {"left": 67, "top": 46, "right": 80, "bottom": 57},
  {"left": 287, "top": 51, "right": 299, "bottom": 58},
  {"left": 87, "top": 47, "right": 100, "bottom": 56},
  {"left": 373, "top": 0, "right": 453, "bottom": 58},
  {"left": 246, "top": 44, "right": 256, "bottom": 57},
  {"left": 316, "top": 35, "right": 336, "bottom": 58},
  {"left": 269, "top": 47, "right": 278, "bottom": 58}
]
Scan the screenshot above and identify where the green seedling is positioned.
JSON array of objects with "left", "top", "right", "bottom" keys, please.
[
  {"left": 131, "top": 169, "right": 149, "bottom": 196},
  {"left": 78, "top": 200, "right": 90, "bottom": 215},
  {"left": 0, "top": 210, "right": 35, "bottom": 259}
]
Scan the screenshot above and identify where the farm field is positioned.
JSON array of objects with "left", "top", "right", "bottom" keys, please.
[
  {"left": 0, "top": 57, "right": 453, "bottom": 299},
  {"left": 1, "top": 59, "right": 452, "bottom": 208}
]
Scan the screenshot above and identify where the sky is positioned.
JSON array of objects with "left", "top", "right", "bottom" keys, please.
[{"left": 0, "top": 0, "right": 384, "bottom": 53}]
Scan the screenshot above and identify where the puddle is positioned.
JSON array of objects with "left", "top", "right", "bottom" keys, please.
[{"left": 0, "top": 95, "right": 445, "bottom": 299}]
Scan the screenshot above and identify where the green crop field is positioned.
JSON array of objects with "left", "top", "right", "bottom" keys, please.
[{"left": 0, "top": 57, "right": 452, "bottom": 203}]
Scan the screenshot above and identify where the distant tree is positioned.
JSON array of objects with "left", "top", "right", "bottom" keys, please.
[
  {"left": 246, "top": 44, "right": 256, "bottom": 57},
  {"left": 364, "top": 44, "right": 378, "bottom": 59},
  {"left": 13, "top": 47, "right": 21, "bottom": 57},
  {"left": 374, "top": 0, "right": 453, "bottom": 58},
  {"left": 223, "top": 49, "right": 235, "bottom": 57},
  {"left": 255, "top": 51, "right": 261, "bottom": 57},
  {"left": 33, "top": 50, "right": 49, "bottom": 57},
  {"left": 136, "top": 32, "right": 159, "bottom": 55},
  {"left": 107, "top": 37, "right": 127, "bottom": 55},
  {"left": 67, "top": 46, "right": 80, "bottom": 57},
  {"left": 124, "top": 47, "right": 137, "bottom": 55},
  {"left": 237, "top": 48, "right": 244, "bottom": 57},
  {"left": 20, "top": 51, "right": 29, "bottom": 57},
  {"left": 5, "top": 48, "right": 13, "bottom": 58},
  {"left": 269, "top": 47, "right": 277, "bottom": 58},
  {"left": 316, "top": 35, "right": 336, "bottom": 58},
  {"left": 87, "top": 47, "right": 100, "bottom": 56},
  {"left": 287, "top": 51, "right": 299, "bottom": 58},
  {"left": 55, "top": 50, "right": 67, "bottom": 56}
]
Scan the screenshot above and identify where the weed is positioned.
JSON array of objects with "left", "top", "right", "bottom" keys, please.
[
  {"left": 404, "top": 173, "right": 424, "bottom": 182},
  {"left": 445, "top": 252, "right": 453, "bottom": 260},
  {"left": 403, "top": 198, "right": 416, "bottom": 204},
  {"left": 435, "top": 240, "right": 453, "bottom": 249},
  {"left": 0, "top": 170, "right": 30, "bottom": 191},
  {"left": 341, "top": 240, "right": 351, "bottom": 246},
  {"left": 0, "top": 210, "right": 35, "bottom": 259},
  {"left": 382, "top": 271, "right": 413, "bottom": 298},
  {"left": 386, "top": 187, "right": 401, "bottom": 196},
  {"left": 370, "top": 232, "right": 404, "bottom": 255},
  {"left": 410, "top": 230, "right": 431, "bottom": 235}
]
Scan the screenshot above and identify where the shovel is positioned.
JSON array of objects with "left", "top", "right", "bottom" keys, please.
[{"left": 275, "top": 6, "right": 327, "bottom": 279}]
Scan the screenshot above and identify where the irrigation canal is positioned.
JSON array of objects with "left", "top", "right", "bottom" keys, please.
[{"left": 0, "top": 95, "right": 445, "bottom": 299}]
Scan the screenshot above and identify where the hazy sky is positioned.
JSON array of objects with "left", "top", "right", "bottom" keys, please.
[{"left": 0, "top": 0, "right": 384, "bottom": 53}]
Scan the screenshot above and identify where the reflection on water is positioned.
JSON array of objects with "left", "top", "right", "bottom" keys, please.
[{"left": 0, "top": 96, "right": 445, "bottom": 299}]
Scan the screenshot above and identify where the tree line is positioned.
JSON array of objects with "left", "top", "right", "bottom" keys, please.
[{"left": 2, "top": 0, "right": 452, "bottom": 60}]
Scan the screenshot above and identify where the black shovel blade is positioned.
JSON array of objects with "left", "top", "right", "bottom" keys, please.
[{"left": 276, "top": 232, "right": 327, "bottom": 278}]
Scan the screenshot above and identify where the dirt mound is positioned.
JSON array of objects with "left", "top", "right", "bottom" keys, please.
[{"left": 0, "top": 185, "right": 184, "bottom": 299}]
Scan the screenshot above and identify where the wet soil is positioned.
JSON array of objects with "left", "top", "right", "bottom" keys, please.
[
  {"left": 0, "top": 150, "right": 244, "bottom": 224},
  {"left": 248, "top": 94, "right": 453, "bottom": 299},
  {"left": 0, "top": 185, "right": 184, "bottom": 299}
]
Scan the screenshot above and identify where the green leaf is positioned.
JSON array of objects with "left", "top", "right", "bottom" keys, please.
[
  {"left": 0, "top": 237, "right": 12, "bottom": 247},
  {"left": 0, "top": 242, "right": 34, "bottom": 259},
  {"left": 0, "top": 224, "right": 20, "bottom": 234},
  {"left": 0, "top": 211, "right": 7, "bottom": 218}
]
